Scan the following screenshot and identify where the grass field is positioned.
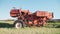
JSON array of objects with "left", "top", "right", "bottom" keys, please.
[{"left": 0, "top": 20, "right": 60, "bottom": 34}]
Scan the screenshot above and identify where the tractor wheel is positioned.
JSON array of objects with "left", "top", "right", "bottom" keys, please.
[
  {"left": 15, "top": 22, "right": 22, "bottom": 28},
  {"left": 13, "top": 20, "right": 24, "bottom": 29}
]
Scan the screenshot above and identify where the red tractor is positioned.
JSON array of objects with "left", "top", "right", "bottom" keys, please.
[{"left": 10, "top": 8, "right": 53, "bottom": 28}]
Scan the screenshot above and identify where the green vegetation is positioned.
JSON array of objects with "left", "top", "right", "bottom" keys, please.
[
  {"left": 0, "top": 20, "right": 60, "bottom": 34},
  {"left": 45, "top": 23, "right": 60, "bottom": 28}
]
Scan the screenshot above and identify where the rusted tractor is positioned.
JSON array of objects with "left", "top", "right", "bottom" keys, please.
[{"left": 10, "top": 8, "right": 53, "bottom": 28}]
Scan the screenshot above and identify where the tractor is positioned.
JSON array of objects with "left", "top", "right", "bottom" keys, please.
[{"left": 10, "top": 8, "right": 53, "bottom": 28}]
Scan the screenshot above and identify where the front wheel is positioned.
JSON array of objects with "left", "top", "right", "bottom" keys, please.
[
  {"left": 15, "top": 22, "right": 22, "bottom": 28},
  {"left": 13, "top": 20, "right": 24, "bottom": 28}
]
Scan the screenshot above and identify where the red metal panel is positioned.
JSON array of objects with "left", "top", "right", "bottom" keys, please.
[
  {"left": 10, "top": 9, "right": 19, "bottom": 17},
  {"left": 47, "top": 12, "right": 53, "bottom": 19},
  {"left": 34, "top": 11, "right": 53, "bottom": 19},
  {"left": 35, "top": 11, "right": 48, "bottom": 16}
]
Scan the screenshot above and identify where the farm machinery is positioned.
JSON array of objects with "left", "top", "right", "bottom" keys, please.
[{"left": 10, "top": 8, "right": 53, "bottom": 28}]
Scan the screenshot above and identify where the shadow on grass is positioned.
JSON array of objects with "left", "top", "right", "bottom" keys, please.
[
  {"left": 55, "top": 25, "right": 60, "bottom": 28},
  {"left": 0, "top": 22, "right": 13, "bottom": 28},
  {"left": 45, "top": 24, "right": 60, "bottom": 28}
]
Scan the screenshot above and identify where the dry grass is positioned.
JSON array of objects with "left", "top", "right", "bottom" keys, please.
[
  {"left": 0, "top": 27, "right": 60, "bottom": 34},
  {"left": 0, "top": 20, "right": 60, "bottom": 34}
]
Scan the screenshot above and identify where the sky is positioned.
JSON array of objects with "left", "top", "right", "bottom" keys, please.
[{"left": 0, "top": 0, "right": 60, "bottom": 20}]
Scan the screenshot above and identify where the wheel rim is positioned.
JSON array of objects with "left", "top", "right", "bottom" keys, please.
[{"left": 15, "top": 23, "right": 22, "bottom": 28}]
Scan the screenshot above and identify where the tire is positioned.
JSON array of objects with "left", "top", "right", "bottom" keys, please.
[
  {"left": 13, "top": 20, "right": 24, "bottom": 28},
  {"left": 15, "top": 22, "right": 22, "bottom": 28}
]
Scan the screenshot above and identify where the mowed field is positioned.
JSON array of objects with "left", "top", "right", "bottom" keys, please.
[{"left": 0, "top": 20, "right": 60, "bottom": 34}]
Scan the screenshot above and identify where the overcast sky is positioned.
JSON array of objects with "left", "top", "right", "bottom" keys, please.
[{"left": 0, "top": 0, "right": 60, "bottom": 20}]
